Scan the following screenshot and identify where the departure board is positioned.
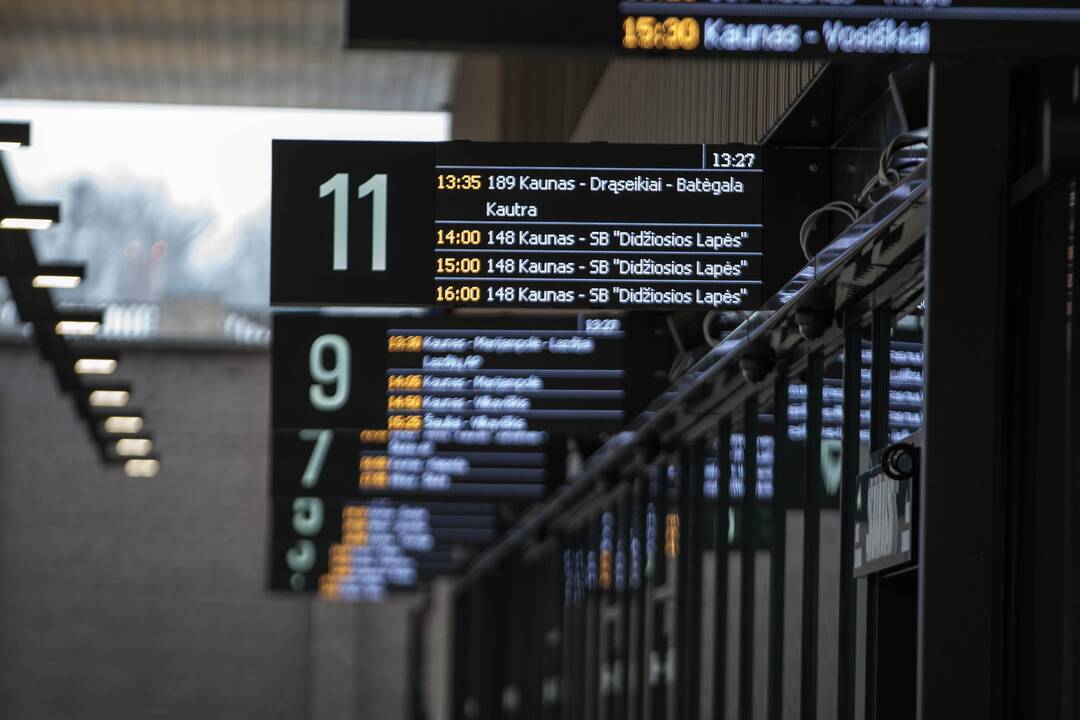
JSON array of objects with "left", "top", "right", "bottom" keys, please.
[
  {"left": 344, "top": 0, "right": 1080, "bottom": 57},
  {"left": 269, "top": 312, "right": 670, "bottom": 597},
  {"left": 270, "top": 499, "right": 498, "bottom": 598},
  {"left": 271, "top": 428, "right": 562, "bottom": 501},
  {"left": 617, "top": 1, "right": 1080, "bottom": 58},
  {"left": 271, "top": 313, "right": 668, "bottom": 499},
  {"left": 271, "top": 141, "right": 785, "bottom": 311}
]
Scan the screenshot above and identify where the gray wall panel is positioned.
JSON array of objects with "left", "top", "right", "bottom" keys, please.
[{"left": 0, "top": 343, "right": 408, "bottom": 720}]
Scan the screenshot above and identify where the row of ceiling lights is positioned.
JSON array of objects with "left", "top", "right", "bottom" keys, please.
[{"left": 0, "top": 121, "right": 160, "bottom": 477}]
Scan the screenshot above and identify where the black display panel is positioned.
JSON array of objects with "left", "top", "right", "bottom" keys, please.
[
  {"left": 344, "top": 0, "right": 1080, "bottom": 57},
  {"left": 272, "top": 313, "right": 667, "bottom": 431},
  {"left": 269, "top": 312, "right": 672, "bottom": 598},
  {"left": 617, "top": 1, "right": 1080, "bottom": 58},
  {"left": 271, "top": 429, "right": 562, "bottom": 501},
  {"left": 346, "top": 0, "right": 613, "bottom": 50},
  {"left": 271, "top": 140, "right": 784, "bottom": 310},
  {"left": 271, "top": 499, "right": 497, "bottom": 598},
  {"left": 271, "top": 312, "right": 669, "bottom": 499}
]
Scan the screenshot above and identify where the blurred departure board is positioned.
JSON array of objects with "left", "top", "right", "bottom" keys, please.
[
  {"left": 270, "top": 499, "right": 498, "bottom": 598},
  {"left": 617, "top": 1, "right": 1080, "bottom": 58},
  {"left": 271, "top": 428, "right": 562, "bottom": 502},
  {"left": 271, "top": 141, "right": 788, "bottom": 311}
]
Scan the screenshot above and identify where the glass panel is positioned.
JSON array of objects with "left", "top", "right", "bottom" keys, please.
[
  {"left": 753, "top": 395, "right": 775, "bottom": 720},
  {"left": 645, "top": 470, "right": 661, "bottom": 588},
  {"left": 859, "top": 328, "right": 875, "bottom": 469},
  {"left": 563, "top": 528, "right": 588, "bottom": 720},
  {"left": 783, "top": 377, "right": 807, "bottom": 718},
  {"left": 889, "top": 304, "right": 925, "bottom": 443},
  {"left": 613, "top": 499, "right": 629, "bottom": 720},
  {"left": 725, "top": 415, "right": 744, "bottom": 720},
  {"left": 627, "top": 480, "right": 645, "bottom": 720},
  {"left": 665, "top": 461, "right": 680, "bottom": 574},
  {"left": 542, "top": 549, "right": 563, "bottom": 720},
  {"left": 643, "top": 464, "right": 671, "bottom": 720},
  {"left": 818, "top": 350, "right": 845, "bottom": 719},
  {"left": 598, "top": 508, "right": 616, "bottom": 720},
  {"left": 700, "top": 438, "right": 720, "bottom": 720},
  {"left": 663, "top": 461, "right": 679, "bottom": 720},
  {"left": 585, "top": 515, "right": 602, "bottom": 720}
]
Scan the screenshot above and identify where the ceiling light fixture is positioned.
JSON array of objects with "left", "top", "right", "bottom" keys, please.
[
  {"left": 75, "top": 358, "right": 118, "bottom": 375},
  {"left": 0, "top": 204, "right": 60, "bottom": 231},
  {"left": 89, "top": 390, "right": 129, "bottom": 407},
  {"left": 0, "top": 122, "right": 30, "bottom": 150},
  {"left": 30, "top": 264, "right": 85, "bottom": 289},
  {"left": 115, "top": 438, "right": 153, "bottom": 457},
  {"left": 124, "top": 458, "right": 160, "bottom": 478},
  {"left": 104, "top": 416, "right": 143, "bottom": 434}
]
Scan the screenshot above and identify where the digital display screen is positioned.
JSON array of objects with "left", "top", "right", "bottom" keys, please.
[
  {"left": 344, "top": 0, "right": 1080, "bottom": 57},
  {"left": 270, "top": 312, "right": 671, "bottom": 597},
  {"left": 617, "top": 1, "right": 1080, "bottom": 58},
  {"left": 270, "top": 499, "right": 498, "bottom": 598},
  {"left": 272, "top": 313, "right": 669, "bottom": 439},
  {"left": 271, "top": 315, "right": 669, "bottom": 495},
  {"left": 271, "top": 141, "right": 787, "bottom": 311}
]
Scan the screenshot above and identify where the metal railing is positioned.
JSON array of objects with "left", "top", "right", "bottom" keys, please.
[{"left": 463, "top": 162, "right": 928, "bottom": 583}]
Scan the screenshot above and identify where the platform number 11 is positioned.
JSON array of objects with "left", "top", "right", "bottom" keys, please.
[{"left": 319, "top": 173, "right": 388, "bottom": 272}]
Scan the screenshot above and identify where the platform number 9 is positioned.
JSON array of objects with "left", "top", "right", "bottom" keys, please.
[
  {"left": 287, "top": 332, "right": 349, "bottom": 591},
  {"left": 309, "top": 334, "right": 350, "bottom": 411}
]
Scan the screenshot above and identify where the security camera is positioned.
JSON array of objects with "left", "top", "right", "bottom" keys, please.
[{"left": 882, "top": 443, "right": 919, "bottom": 480}]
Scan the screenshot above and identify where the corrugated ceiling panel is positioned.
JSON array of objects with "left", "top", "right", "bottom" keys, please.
[
  {"left": 572, "top": 58, "right": 825, "bottom": 144},
  {"left": 0, "top": 0, "right": 456, "bottom": 111}
]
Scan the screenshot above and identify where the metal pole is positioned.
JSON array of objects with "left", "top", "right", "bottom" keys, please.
[{"left": 919, "top": 61, "right": 1011, "bottom": 720}]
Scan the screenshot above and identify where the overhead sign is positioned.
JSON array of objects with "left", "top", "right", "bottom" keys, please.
[
  {"left": 269, "top": 312, "right": 671, "bottom": 597},
  {"left": 344, "top": 0, "right": 1080, "bottom": 57},
  {"left": 617, "top": 1, "right": 1080, "bottom": 58},
  {"left": 272, "top": 313, "right": 668, "bottom": 439},
  {"left": 271, "top": 313, "right": 666, "bottom": 499},
  {"left": 853, "top": 461, "right": 917, "bottom": 578},
  {"left": 271, "top": 141, "right": 784, "bottom": 311}
]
